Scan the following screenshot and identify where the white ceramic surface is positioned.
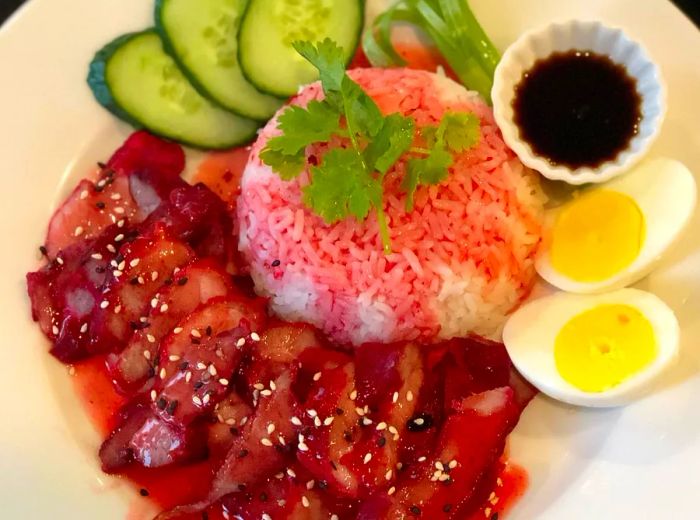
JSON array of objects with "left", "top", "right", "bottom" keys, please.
[
  {"left": 492, "top": 19, "right": 666, "bottom": 185},
  {"left": 1, "top": 1, "right": 700, "bottom": 519}
]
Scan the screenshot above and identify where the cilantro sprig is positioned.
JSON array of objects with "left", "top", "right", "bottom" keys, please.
[{"left": 261, "top": 39, "right": 481, "bottom": 253}]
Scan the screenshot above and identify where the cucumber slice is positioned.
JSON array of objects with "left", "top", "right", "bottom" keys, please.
[
  {"left": 155, "top": 0, "right": 283, "bottom": 121},
  {"left": 88, "top": 30, "right": 258, "bottom": 150},
  {"left": 238, "top": 0, "right": 363, "bottom": 97}
]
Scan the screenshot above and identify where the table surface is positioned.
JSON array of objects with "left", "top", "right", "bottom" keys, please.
[{"left": 1, "top": 0, "right": 699, "bottom": 27}]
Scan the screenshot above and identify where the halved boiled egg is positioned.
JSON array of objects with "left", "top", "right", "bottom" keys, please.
[
  {"left": 502, "top": 288, "right": 679, "bottom": 407},
  {"left": 536, "top": 158, "right": 696, "bottom": 293}
]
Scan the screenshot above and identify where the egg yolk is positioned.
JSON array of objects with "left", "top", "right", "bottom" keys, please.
[
  {"left": 554, "top": 304, "right": 657, "bottom": 392},
  {"left": 550, "top": 190, "right": 645, "bottom": 282}
]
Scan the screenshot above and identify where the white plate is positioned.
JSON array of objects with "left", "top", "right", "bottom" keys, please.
[{"left": 1, "top": 0, "right": 699, "bottom": 518}]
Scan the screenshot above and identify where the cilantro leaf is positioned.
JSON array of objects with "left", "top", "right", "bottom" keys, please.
[
  {"left": 293, "top": 39, "right": 346, "bottom": 93},
  {"left": 437, "top": 112, "right": 481, "bottom": 152},
  {"left": 302, "top": 148, "right": 382, "bottom": 224},
  {"left": 403, "top": 148, "right": 453, "bottom": 211},
  {"left": 340, "top": 76, "right": 384, "bottom": 139},
  {"left": 264, "top": 100, "right": 340, "bottom": 157},
  {"left": 259, "top": 148, "right": 306, "bottom": 181},
  {"left": 365, "top": 113, "right": 415, "bottom": 174}
]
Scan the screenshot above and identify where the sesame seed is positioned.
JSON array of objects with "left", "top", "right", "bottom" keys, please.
[
  {"left": 298, "top": 442, "right": 309, "bottom": 452},
  {"left": 439, "top": 473, "right": 450, "bottom": 482},
  {"left": 484, "top": 508, "right": 491, "bottom": 518},
  {"left": 250, "top": 332, "right": 260, "bottom": 342},
  {"left": 331, "top": 515, "right": 339, "bottom": 520},
  {"left": 225, "top": 418, "right": 236, "bottom": 425},
  {"left": 139, "top": 316, "right": 148, "bottom": 323},
  {"left": 150, "top": 298, "right": 158, "bottom": 308},
  {"left": 307, "top": 409, "right": 318, "bottom": 418},
  {"left": 313, "top": 372, "right": 322, "bottom": 381},
  {"left": 159, "top": 368, "right": 166, "bottom": 379},
  {"left": 418, "top": 456, "right": 427, "bottom": 462},
  {"left": 146, "top": 334, "right": 156, "bottom": 343},
  {"left": 291, "top": 417, "right": 302, "bottom": 426},
  {"left": 449, "top": 460, "right": 458, "bottom": 469},
  {"left": 261, "top": 389, "right": 272, "bottom": 397},
  {"left": 52, "top": 325, "right": 59, "bottom": 335},
  {"left": 202, "top": 393, "right": 211, "bottom": 405},
  {"left": 56, "top": 256, "right": 64, "bottom": 265},
  {"left": 113, "top": 270, "right": 123, "bottom": 278},
  {"left": 306, "top": 480, "right": 315, "bottom": 490},
  {"left": 208, "top": 364, "right": 217, "bottom": 376},
  {"left": 74, "top": 226, "right": 84, "bottom": 237},
  {"left": 388, "top": 426, "right": 398, "bottom": 435},
  {"left": 363, "top": 453, "right": 372, "bottom": 464},
  {"left": 355, "top": 407, "right": 365, "bottom": 417},
  {"left": 392, "top": 391, "right": 399, "bottom": 403},
  {"left": 150, "top": 390, "right": 157, "bottom": 401},
  {"left": 143, "top": 350, "right": 151, "bottom": 360},
  {"left": 314, "top": 417, "right": 322, "bottom": 427},
  {"left": 117, "top": 260, "right": 126, "bottom": 271},
  {"left": 91, "top": 253, "right": 103, "bottom": 260},
  {"left": 287, "top": 468, "right": 296, "bottom": 478},
  {"left": 80, "top": 323, "right": 88, "bottom": 333},
  {"left": 253, "top": 383, "right": 265, "bottom": 390},
  {"left": 137, "top": 276, "right": 145, "bottom": 284},
  {"left": 129, "top": 259, "right": 140, "bottom": 268},
  {"left": 385, "top": 469, "right": 393, "bottom": 480},
  {"left": 435, "top": 461, "right": 444, "bottom": 471},
  {"left": 497, "top": 478, "right": 503, "bottom": 487},
  {"left": 117, "top": 219, "right": 125, "bottom": 228},
  {"left": 197, "top": 362, "right": 207, "bottom": 370},
  {"left": 388, "top": 486, "right": 396, "bottom": 496},
  {"left": 267, "top": 424, "right": 276, "bottom": 435},
  {"left": 301, "top": 496, "right": 309, "bottom": 508},
  {"left": 106, "top": 244, "right": 116, "bottom": 253},
  {"left": 173, "top": 327, "right": 183, "bottom": 334},
  {"left": 114, "top": 207, "right": 125, "bottom": 214},
  {"left": 219, "top": 378, "right": 229, "bottom": 386},
  {"left": 191, "top": 329, "right": 202, "bottom": 338},
  {"left": 185, "top": 371, "right": 192, "bottom": 383},
  {"left": 168, "top": 355, "right": 180, "bottom": 362},
  {"left": 100, "top": 300, "right": 109, "bottom": 309},
  {"left": 376, "top": 422, "right": 387, "bottom": 431},
  {"left": 269, "top": 380, "right": 277, "bottom": 391},
  {"left": 114, "top": 234, "right": 124, "bottom": 242},
  {"left": 278, "top": 434, "right": 286, "bottom": 445},
  {"left": 362, "top": 417, "right": 373, "bottom": 426},
  {"left": 323, "top": 417, "right": 334, "bottom": 426},
  {"left": 111, "top": 193, "right": 121, "bottom": 200},
  {"left": 407, "top": 390, "right": 414, "bottom": 402},
  {"left": 80, "top": 190, "right": 88, "bottom": 200},
  {"left": 192, "top": 396, "right": 202, "bottom": 406},
  {"left": 236, "top": 337, "right": 246, "bottom": 347},
  {"left": 262, "top": 515, "right": 271, "bottom": 520},
  {"left": 415, "top": 418, "right": 425, "bottom": 426},
  {"left": 349, "top": 389, "right": 358, "bottom": 400}
]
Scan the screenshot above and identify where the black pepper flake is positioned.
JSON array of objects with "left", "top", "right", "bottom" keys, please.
[
  {"left": 442, "top": 504, "right": 452, "bottom": 513},
  {"left": 97, "top": 161, "right": 107, "bottom": 169},
  {"left": 343, "top": 431, "right": 353, "bottom": 442},
  {"left": 194, "top": 381, "right": 204, "bottom": 390},
  {"left": 147, "top": 367, "right": 156, "bottom": 378},
  {"left": 96, "top": 201, "right": 106, "bottom": 209},
  {"left": 177, "top": 277, "right": 188, "bottom": 286},
  {"left": 94, "top": 184, "right": 104, "bottom": 193},
  {"left": 139, "top": 488, "right": 149, "bottom": 497},
  {"left": 153, "top": 353, "right": 161, "bottom": 367},
  {"left": 115, "top": 253, "right": 124, "bottom": 263},
  {"left": 335, "top": 407, "right": 344, "bottom": 416},
  {"left": 164, "top": 278, "right": 173, "bottom": 285},
  {"left": 156, "top": 397, "right": 167, "bottom": 410},
  {"left": 329, "top": 460, "right": 338, "bottom": 470},
  {"left": 166, "top": 400, "right": 178, "bottom": 415},
  {"left": 377, "top": 436, "right": 386, "bottom": 448},
  {"left": 491, "top": 514, "right": 499, "bottom": 520},
  {"left": 201, "top": 512, "right": 208, "bottom": 520},
  {"left": 39, "top": 245, "right": 48, "bottom": 256},
  {"left": 205, "top": 325, "right": 212, "bottom": 336},
  {"left": 179, "top": 361, "right": 189, "bottom": 371},
  {"left": 191, "top": 338, "right": 201, "bottom": 345},
  {"left": 229, "top": 427, "right": 240, "bottom": 436},
  {"left": 271, "top": 259, "right": 281, "bottom": 267},
  {"left": 259, "top": 492, "right": 268, "bottom": 502},
  {"left": 237, "top": 484, "right": 247, "bottom": 491},
  {"left": 317, "top": 480, "right": 328, "bottom": 490},
  {"left": 95, "top": 266, "right": 106, "bottom": 274},
  {"left": 129, "top": 277, "right": 140, "bottom": 285},
  {"left": 410, "top": 505, "right": 421, "bottom": 516},
  {"left": 237, "top": 449, "right": 249, "bottom": 459}
]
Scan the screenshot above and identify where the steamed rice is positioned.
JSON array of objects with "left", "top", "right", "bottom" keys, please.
[{"left": 238, "top": 68, "right": 546, "bottom": 345}]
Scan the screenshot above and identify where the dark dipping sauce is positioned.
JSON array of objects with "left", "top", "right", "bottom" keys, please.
[{"left": 513, "top": 50, "right": 642, "bottom": 169}]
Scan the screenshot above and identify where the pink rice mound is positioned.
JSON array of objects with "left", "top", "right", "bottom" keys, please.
[{"left": 238, "top": 68, "right": 546, "bottom": 345}]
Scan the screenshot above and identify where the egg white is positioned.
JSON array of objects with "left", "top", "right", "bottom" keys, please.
[
  {"left": 536, "top": 158, "right": 697, "bottom": 294},
  {"left": 502, "top": 288, "right": 679, "bottom": 407}
]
